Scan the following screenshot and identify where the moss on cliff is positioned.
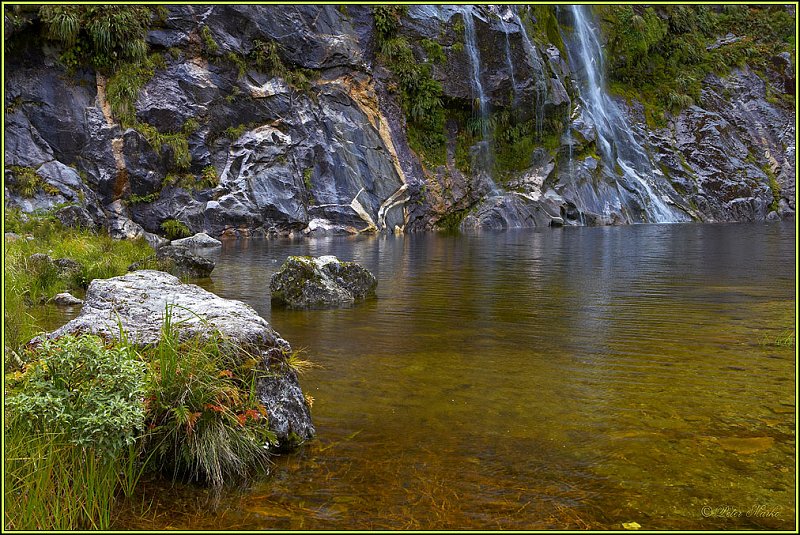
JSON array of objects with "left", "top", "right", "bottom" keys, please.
[{"left": 599, "top": 5, "right": 795, "bottom": 120}]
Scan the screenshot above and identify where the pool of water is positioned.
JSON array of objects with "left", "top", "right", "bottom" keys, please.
[{"left": 116, "top": 222, "right": 795, "bottom": 530}]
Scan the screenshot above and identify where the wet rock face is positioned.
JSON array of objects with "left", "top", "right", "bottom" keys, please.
[
  {"left": 43, "top": 270, "right": 315, "bottom": 448},
  {"left": 270, "top": 255, "right": 377, "bottom": 309},
  {"left": 3, "top": 5, "right": 794, "bottom": 235}
]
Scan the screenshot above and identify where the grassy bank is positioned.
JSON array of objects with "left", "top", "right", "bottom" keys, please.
[
  {"left": 3, "top": 211, "right": 289, "bottom": 529},
  {"left": 3, "top": 208, "right": 153, "bottom": 356}
]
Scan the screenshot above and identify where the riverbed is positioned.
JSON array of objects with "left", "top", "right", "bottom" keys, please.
[{"left": 114, "top": 222, "right": 795, "bottom": 530}]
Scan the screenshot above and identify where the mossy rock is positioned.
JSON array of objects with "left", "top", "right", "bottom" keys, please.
[{"left": 270, "top": 255, "right": 377, "bottom": 309}]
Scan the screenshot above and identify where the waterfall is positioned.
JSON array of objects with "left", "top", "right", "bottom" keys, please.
[
  {"left": 461, "top": 8, "right": 488, "bottom": 133},
  {"left": 512, "top": 9, "right": 547, "bottom": 139},
  {"left": 499, "top": 12, "right": 518, "bottom": 108},
  {"left": 458, "top": 7, "right": 501, "bottom": 196},
  {"left": 564, "top": 5, "right": 687, "bottom": 223}
]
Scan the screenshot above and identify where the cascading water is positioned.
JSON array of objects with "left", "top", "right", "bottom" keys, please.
[
  {"left": 564, "top": 5, "right": 688, "bottom": 223},
  {"left": 498, "top": 11, "right": 518, "bottom": 108},
  {"left": 512, "top": 8, "right": 548, "bottom": 140},
  {"left": 459, "top": 6, "right": 501, "bottom": 196}
]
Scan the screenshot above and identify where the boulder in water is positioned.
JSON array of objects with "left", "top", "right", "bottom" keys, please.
[
  {"left": 171, "top": 232, "right": 223, "bottom": 248},
  {"left": 51, "top": 292, "right": 83, "bottom": 306},
  {"left": 42, "top": 270, "right": 315, "bottom": 449},
  {"left": 270, "top": 255, "right": 377, "bottom": 309}
]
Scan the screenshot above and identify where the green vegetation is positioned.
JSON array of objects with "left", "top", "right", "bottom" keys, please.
[
  {"left": 421, "top": 38, "right": 445, "bottom": 64},
  {"left": 6, "top": 165, "right": 59, "bottom": 198},
  {"left": 226, "top": 51, "right": 248, "bottom": 79},
  {"left": 38, "top": 6, "right": 189, "bottom": 171},
  {"left": 38, "top": 5, "right": 151, "bottom": 73},
  {"left": 3, "top": 209, "right": 153, "bottom": 354},
  {"left": 105, "top": 54, "right": 191, "bottom": 171},
  {"left": 162, "top": 169, "right": 218, "bottom": 193},
  {"left": 127, "top": 192, "right": 160, "bottom": 205},
  {"left": 373, "top": 6, "right": 445, "bottom": 169},
  {"left": 200, "top": 25, "right": 219, "bottom": 56},
  {"left": 599, "top": 5, "right": 796, "bottom": 122},
  {"left": 249, "top": 39, "right": 319, "bottom": 93},
  {"left": 4, "top": 333, "right": 159, "bottom": 530},
  {"left": 526, "top": 5, "right": 565, "bottom": 54},
  {"left": 141, "top": 307, "right": 275, "bottom": 487},
  {"left": 223, "top": 123, "right": 251, "bottom": 141},
  {"left": 160, "top": 219, "right": 192, "bottom": 240},
  {"left": 763, "top": 164, "right": 781, "bottom": 212},
  {"left": 4, "top": 306, "right": 296, "bottom": 528},
  {"left": 450, "top": 107, "right": 564, "bottom": 183}
]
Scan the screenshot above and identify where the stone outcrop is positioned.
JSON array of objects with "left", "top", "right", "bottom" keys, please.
[
  {"left": 270, "top": 255, "right": 377, "bottom": 309},
  {"left": 43, "top": 270, "right": 315, "bottom": 448},
  {"left": 51, "top": 292, "right": 83, "bottom": 306}
]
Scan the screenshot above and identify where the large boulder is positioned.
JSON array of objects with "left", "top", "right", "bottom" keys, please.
[
  {"left": 270, "top": 255, "right": 377, "bottom": 309},
  {"left": 43, "top": 270, "right": 315, "bottom": 449}
]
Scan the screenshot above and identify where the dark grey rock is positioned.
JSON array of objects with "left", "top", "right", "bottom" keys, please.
[
  {"left": 56, "top": 205, "right": 96, "bottom": 230},
  {"left": 129, "top": 244, "right": 215, "bottom": 279},
  {"left": 270, "top": 255, "right": 377, "bottom": 309},
  {"left": 53, "top": 257, "right": 82, "bottom": 276},
  {"left": 43, "top": 270, "right": 314, "bottom": 449}
]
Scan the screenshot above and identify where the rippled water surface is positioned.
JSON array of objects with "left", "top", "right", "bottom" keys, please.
[{"left": 118, "top": 223, "right": 795, "bottom": 530}]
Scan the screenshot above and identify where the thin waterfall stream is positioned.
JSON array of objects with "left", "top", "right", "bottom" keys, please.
[
  {"left": 459, "top": 6, "right": 502, "bottom": 196},
  {"left": 564, "top": 5, "right": 689, "bottom": 223}
]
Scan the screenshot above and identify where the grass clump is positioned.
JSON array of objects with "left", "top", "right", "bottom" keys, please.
[
  {"left": 38, "top": 5, "right": 151, "bottom": 73},
  {"left": 140, "top": 307, "right": 276, "bottom": 487},
  {"left": 200, "top": 25, "right": 219, "bottom": 56},
  {"left": 248, "top": 39, "right": 319, "bottom": 93},
  {"left": 7, "top": 166, "right": 49, "bottom": 198}
]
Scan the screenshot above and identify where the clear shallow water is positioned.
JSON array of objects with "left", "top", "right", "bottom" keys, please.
[{"left": 117, "top": 223, "right": 795, "bottom": 530}]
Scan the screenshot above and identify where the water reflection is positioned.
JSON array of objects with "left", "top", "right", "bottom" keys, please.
[{"left": 119, "top": 222, "right": 794, "bottom": 530}]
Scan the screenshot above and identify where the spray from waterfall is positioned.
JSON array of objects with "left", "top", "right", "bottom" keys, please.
[{"left": 564, "top": 5, "right": 687, "bottom": 223}]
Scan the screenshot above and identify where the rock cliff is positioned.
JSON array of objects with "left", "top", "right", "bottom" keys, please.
[{"left": 4, "top": 5, "right": 795, "bottom": 236}]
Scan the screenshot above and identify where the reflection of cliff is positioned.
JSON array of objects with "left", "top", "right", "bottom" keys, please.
[{"left": 4, "top": 5, "right": 795, "bottom": 238}]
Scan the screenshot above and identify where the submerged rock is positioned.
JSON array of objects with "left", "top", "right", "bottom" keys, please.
[
  {"left": 270, "top": 255, "right": 377, "bottom": 309},
  {"left": 42, "top": 270, "right": 315, "bottom": 449},
  {"left": 129, "top": 244, "right": 215, "bottom": 278},
  {"left": 171, "top": 232, "right": 223, "bottom": 248}
]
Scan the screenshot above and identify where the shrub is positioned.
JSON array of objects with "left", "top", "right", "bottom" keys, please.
[
  {"left": 4, "top": 334, "right": 146, "bottom": 530},
  {"left": 8, "top": 166, "right": 43, "bottom": 198},
  {"left": 38, "top": 5, "right": 151, "bottom": 73},
  {"left": 6, "top": 334, "right": 147, "bottom": 452}
]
